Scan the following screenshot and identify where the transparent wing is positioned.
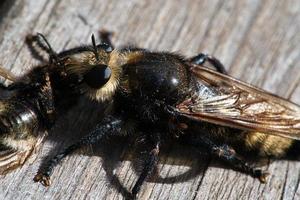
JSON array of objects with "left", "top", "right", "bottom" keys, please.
[
  {"left": 0, "top": 67, "right": 17, "bottom": 82},
  {"left": 176, "top": 66, "right": 300, "bottom": 140}
]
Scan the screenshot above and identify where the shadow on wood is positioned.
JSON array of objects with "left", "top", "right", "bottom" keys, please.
[{"left": 34, "top": 95, "right": 300, "bottom": 199}]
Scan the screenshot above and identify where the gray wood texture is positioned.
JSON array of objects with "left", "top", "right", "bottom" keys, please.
[{"left": 0, "top": 0, "right": 300, "bottom": 199}]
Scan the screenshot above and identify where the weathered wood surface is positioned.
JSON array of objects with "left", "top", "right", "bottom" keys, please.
[{"left": 0, "top": 0, "right": 300, "bottom": 199}]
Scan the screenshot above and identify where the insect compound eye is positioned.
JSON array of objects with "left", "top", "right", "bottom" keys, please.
[
  {"left": 83, "top": 64, "right": 111, "bottom": 89},
  {"left": 98, "top": 44, "right": 113, "bottom": 53}
]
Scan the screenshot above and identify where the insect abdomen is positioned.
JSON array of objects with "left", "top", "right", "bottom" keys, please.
[
  {"left": 0, "top": 100, "right": 41, "bottom": 150},
  {"left": 245, "top": 131, "right": 293, "bottom": 157},
  {"left": 187, "top": 122, "right": 294, "bottom": 158}
]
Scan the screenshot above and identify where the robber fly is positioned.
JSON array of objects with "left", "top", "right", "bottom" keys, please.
[
  {"left": 0, "top": 32, "right": 113, "bottom": 174},
  {"left": 32, "top": 32, "right": 300, "bottom": 199}
]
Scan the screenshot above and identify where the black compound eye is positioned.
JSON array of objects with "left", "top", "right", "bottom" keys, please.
[{"left": 83, "top": 64, "right": 111, "bottom": 88}]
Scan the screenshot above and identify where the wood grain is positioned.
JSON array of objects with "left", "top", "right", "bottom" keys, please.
[{"left": 0, "top": 0, "right": 299, "bottom": 199}]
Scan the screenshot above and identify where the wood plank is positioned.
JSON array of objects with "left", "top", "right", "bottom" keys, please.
[{"left": 0, "top": 0, "right": 299, "bottom": 199}]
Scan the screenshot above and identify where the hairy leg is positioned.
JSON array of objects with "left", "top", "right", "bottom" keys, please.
[
  {"left": 26, "top": 33, "right": 58, "bottom": 63},
  {"left": 26, "top": 31, "right": 115, "bottom": 64},
  {"left": 183, "top": 134, "right": 269, "bottom": 183},
  {"left": 34, "top": 116, "right": 123, "bottom": 186},
  {"left": 131, "top": 132, "right": 160, "bottom": 198}
]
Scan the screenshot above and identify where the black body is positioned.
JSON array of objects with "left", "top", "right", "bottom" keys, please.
[
  {"left": 33, "top": 33, "right": 300, "bottom": 200},
  {"left": 0, "top": 33, "right": 109, "bottom": 173}
]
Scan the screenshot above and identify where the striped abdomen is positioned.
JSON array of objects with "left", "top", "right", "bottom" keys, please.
[
  {"left": 0, "top": 98, "right": 46, "bottom": 174},
  {"left": 0, "top": 99, "right": 42, "bottom": 151}
]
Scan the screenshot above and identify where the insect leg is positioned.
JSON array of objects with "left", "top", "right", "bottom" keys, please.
[
  {"left": 131, "top": 133, "right": 160, "bottom": 198},
  {"left": 34, "top": 116, "right": 123, "bottom": 186},
  {"left": 98, "top": 29, "right": 114, "bottom": 48},
  {"left": 188, "top": 53, "right": 227, "bottom": 74},
  {"left": 211, "top": 144, "right": 269, "bottom": 183},
  {"left": 26, "top": 33, "right": 58, "bottom": 63},
  {"left": 183, "top": 134, "right": 269, "bottom": 183}
]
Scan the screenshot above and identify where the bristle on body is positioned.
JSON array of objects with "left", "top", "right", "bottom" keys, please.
[{"left": 65, "top": 49, "right": 144, "bottom": 102}]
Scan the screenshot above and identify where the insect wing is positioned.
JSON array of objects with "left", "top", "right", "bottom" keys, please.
[{"left": 176, "top": 66, "right": 300, "bottom": 140}]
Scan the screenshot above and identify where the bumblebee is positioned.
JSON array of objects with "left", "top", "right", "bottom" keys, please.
[
  {"left": 31, "top": 32, "right": 300, "bottom": 199},
  {"left": 0, "top": 32, "right": 113, "bottom": 174}
]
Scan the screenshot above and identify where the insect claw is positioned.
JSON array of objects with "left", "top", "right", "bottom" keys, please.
[
  {"left": 33, "top": 173, "right": 51, "bottom": 186},
  {"left": 252, "top": 169, "right": 269, "bottom": 183},
  {"left": 259, "top": 171, "right": 270, "bottom": 184}
]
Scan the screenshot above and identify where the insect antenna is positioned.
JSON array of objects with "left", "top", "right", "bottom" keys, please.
[{"left": 91, "top": 34, "right": 100, "bottom": 61}]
